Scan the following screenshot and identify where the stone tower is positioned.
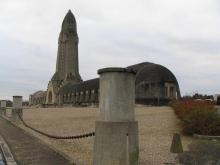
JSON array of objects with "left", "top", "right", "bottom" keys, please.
[
  {"left": 56, "top": 10, "right": 82, "bottom": 81},
  {"left": 46, "top": 10, "right": 82, "bottom": 105}
]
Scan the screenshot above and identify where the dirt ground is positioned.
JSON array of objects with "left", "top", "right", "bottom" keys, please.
[{"left": 16, "top": 106, "right": 193, "bottom": 165}]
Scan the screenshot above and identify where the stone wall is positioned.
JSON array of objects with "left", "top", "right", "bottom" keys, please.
[{"left": 61, "top": 89, "right": 99, "bottom": 105}]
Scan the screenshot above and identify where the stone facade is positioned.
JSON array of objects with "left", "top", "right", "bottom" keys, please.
[{"left": 29, "top": 10, "right": 181, "bottom": 106}]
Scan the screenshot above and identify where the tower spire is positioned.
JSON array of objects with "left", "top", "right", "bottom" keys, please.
[
  {"left": 54, "top": 10, "right": 81, "bottom": 82},
  {"left": 61, "top": 10, "right": 77, "bottom": 34}
]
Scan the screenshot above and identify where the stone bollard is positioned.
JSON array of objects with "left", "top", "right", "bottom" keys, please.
[
  {"left": 170, "top": 133, "right": 183, "bottom": 154},
  {"left": 93, "top": 68, "right": 139, "bottom": 165},
  {"left": 12, "top": 96, "right": 23, "bottom": 122},
  {"left": 0, "top": 100, "right": 7, "bottom": 116},
  {"left": 170, "top": 133, "right": 183, "bottom": 164}
]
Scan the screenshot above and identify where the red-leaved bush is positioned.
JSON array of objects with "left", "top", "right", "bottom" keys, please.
[
  {"left": 170, "top": 100, "right": 220, "bottom": 135},
  {"left": 170, "top": 99, "right": 215, "bottom": 119}
]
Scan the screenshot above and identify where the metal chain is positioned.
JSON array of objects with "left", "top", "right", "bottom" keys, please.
[{"left": 17, "top": 112, "right": 95, "bottom": 139}]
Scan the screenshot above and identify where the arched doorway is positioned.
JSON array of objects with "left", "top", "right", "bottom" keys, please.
[{"left": 48, "top": 91, "right": 53, "bottom": 104}]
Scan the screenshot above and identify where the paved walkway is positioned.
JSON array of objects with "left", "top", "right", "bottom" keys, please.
[{"left": 0, "top": 117, "right": 73, "bottom": 165}]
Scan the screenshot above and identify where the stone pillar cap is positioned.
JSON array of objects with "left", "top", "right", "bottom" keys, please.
[{"left": 98, "top": 67, "right": 136, "bottom": 75}]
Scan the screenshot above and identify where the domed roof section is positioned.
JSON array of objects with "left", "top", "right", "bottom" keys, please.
[
  {"left": 127, "top": 62, "right": 181, "bottom": 98},
  {"left": 61, "top": 10, "right": 77, "bottom": 33},
  {"left": 127, "top": 62, "right": 178, "bottom": 84}
]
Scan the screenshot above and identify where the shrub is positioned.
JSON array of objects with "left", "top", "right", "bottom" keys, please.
[
  {"left": 170, "top": 100, "right": 215, "bottom": 119},
  {"left": 170, "top": 100, "right": 220, "bottom": 136},
  {"left": 182, "top": 108, "right": 220, "bottom": 135}
]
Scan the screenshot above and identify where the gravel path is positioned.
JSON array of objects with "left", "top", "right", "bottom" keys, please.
[{"left": 17, "top": 106, "right": 193, "bottom": 165}]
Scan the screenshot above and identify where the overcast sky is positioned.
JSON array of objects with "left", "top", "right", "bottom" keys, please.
[{"left": 0, "top": 0, "right": 220, "bottom": 100}]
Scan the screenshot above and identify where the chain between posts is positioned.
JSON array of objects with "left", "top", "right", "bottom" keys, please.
[{"left": 17, "top": 112, "right": 95, "bottom": 139}]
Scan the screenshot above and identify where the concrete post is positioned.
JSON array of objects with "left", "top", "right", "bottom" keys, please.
[
  {"left": 0, "top": 100, "right": 7, "bottom": 116},
  {"left": 93, "top": 67, "right": 139, "bottom": 165},
  {"left": 12, "top": 96, "right": 23, "bottom": 122}
]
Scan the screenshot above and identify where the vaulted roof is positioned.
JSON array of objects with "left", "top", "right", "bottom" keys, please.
[{"left": 127, "top": 62, "right": 178, "bottom": 84}]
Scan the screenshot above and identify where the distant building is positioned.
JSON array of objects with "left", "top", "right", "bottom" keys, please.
[
  {"left": 193, "top": 93, "right": 214, "bottom": 100},
  {"left": 22, "top": 101, "right": 29, "bottom": 107},
  {"left": 214, "top": 94, "right": 220, "bottom": 105},
  {"left": 29, "top": 91, "right": 47, "bottom": 105},
  {"left": 29, "top": 10, "right": 181, "bottom": 106}
]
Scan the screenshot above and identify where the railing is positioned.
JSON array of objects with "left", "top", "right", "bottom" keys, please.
[{"left": 17, "top": 113, "right": 95, "bottom": 140}]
